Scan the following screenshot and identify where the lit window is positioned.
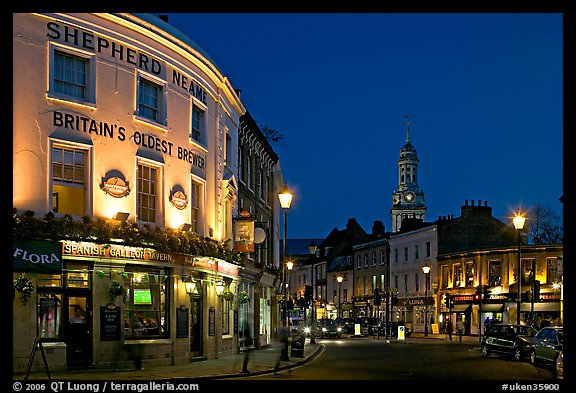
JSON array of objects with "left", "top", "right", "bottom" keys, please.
[
  {"left": 191, "top": 104, "right": 205, "bottom": 144},
  {"left": 124, "top": 267, "right": 169, "bottom": 338},
  {"left": 51, "top": 49, "right": 93, "bottom": 102},
  {"left": 137, "top": 163, "right": 158, "bottom": 223},
  {"left": 51, "top": 145, "right": 86, "bottom": 216},
  {"left": 137, "top": 76, "right": 165, "bottom": 125}
]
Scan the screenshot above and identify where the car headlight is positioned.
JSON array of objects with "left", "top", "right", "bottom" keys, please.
[
  {"left": 304, "top": 327, "right": 310, "bottom": 333},
  {"left": 322, "top": 328, "right": 327, "bottom": 332},
  {"left": 337, "top": 327, "right": 342, "bottom": 332}
]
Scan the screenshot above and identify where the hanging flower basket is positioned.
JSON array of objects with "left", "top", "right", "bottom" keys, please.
[
  {"left": 238, "top": 291, "right": 250, "bottom": 304},
  {"left": 222, "top": 290, "right": 234, "bottom": 302},
  {"left": 109, "top": 280, "right": 126, "bottom": 303},
  {"left": 13, "top": 273, "right": 34, "bottom": 305}
]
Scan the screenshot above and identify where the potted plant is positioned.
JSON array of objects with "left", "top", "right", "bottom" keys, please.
[
  {"left": 222, "top": 290, "right": 234, "bottom": 302},
  {"left": 109, "top": 280, "right": 126, "bottom": 303},
  {"left": 13, "top": 273, "right": 34, "bottom": 305},
  {"left": 238, "top": 290, "right": 250, "bottom": 304}
]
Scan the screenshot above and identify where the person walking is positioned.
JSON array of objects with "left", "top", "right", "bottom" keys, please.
[
  {"left": 446, "top": 319, "right": 454, "bottom": 343},
  {"left": 456, "top": 319, "right": 465, "bottom": 343}
]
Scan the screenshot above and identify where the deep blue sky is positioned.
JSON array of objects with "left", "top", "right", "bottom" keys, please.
[{"left": 161, "top": 12, "right": 563, "bottom": 240}]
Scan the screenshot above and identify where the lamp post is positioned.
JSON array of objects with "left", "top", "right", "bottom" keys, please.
[
  {"left": 308, "top": 240, "right": 318, "bottom": 344},
  {"left": 513, "top": 209, "right": 526, "bottom": 325},
  {"left": 337, "top": 275, "right": 343, "bottom": 319},
  {"left": 422, "top": 262, "right": 431, "bottom": 337},
  {"left": 278, "top": 184, "right": 293, "bottom": 361}
]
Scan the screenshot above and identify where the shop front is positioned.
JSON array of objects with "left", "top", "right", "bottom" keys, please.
[{"left": 13, "top": 239, "right": 241, "bottom": 372}]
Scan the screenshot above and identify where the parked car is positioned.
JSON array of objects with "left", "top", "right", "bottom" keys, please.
[
  {"left": 529, "top": 326, "right": 563, "bottom": 366},
  {"left": 554, "top": 350, "right": 563, "bottom": 380},
  {"left": 480, "top": 324, "right": 538, "bottom": 361},
  {"left": 378, "top": 321, "right": 412, "bottom": 338},
  {"left": 335, "top": 317, "right": 355, "bottom": 334},
  {"left": 354, "top": 317, "right": 377, "bottom": 336},
  {"left": 317, "top": 318, "right": 342, "bottom": 338}
]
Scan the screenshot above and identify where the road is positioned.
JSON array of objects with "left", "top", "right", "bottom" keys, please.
[{"left": 235, "top": 336, "right": 555, "bottom": 381}]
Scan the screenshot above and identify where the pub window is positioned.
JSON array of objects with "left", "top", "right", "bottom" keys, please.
[
  {"left": 546, "top": 258, "right": 560, "bottom": 285},
  {"left": 258, "top": 170, "right": 264, "bottom": 200},
  {"left": 137, "top": 162, "right": 159, "bottom": 223},
  {"left": 453, "top": 263, "right": 463, "bottom": 287},
  {"left": 247, "top": 153, "right": 253, "bottom": 191},
  {"left": 124, "top": 267, "right": 169, "bottom": 338},
  {"left": 465, "top": 261, "right": 476, "bottom": 287},
  {"left": 50, "top": 48, "right": 95, "bottom": 104},
  {"left": 264, "top": 175, "right": 270, "bottom": 205},
  {"left": 488, "top": 260, "right": 502, "bottom": 287},
  {"left": 238, "top": 147, "right": 244, "bottom": 183},
  {"left": 190, "top": 179, "right": 204, "bottom": 234},
  {"left": 521, "top": 259, "right": 535, "bottom": 286},
  {"left": 221, "top": 284, "right": 232, "bottom": 335},
  {"left": 137, "top": 75, "right": 166, "bottom": 125},
  {"left": 191, "top": 103, "right": 205, "bottom": 144},
  {"left": 37, "top": 293, "right": 63, "bottom": 340},
  {"left": 51, "top": 144, "right": 87, "bottom": 216},
  {"left": 65, "top": 263, "right": 91, "bottom": 289},
  {"left": 441, "top": 265, "right": 452, "bottom": 288}
]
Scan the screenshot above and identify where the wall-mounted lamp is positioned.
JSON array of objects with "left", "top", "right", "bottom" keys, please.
[
  {"left": 185, "top": 279, "right": 197, "bottom": 295},
  {"left": 113, "top": 212, "right": 130, "bottom": 222},
  {"left": 178, "top": 223, "right": 192, "bottom": 232},
  {"left": 215, "top": 280, "right": 225, "bottom": 297}
]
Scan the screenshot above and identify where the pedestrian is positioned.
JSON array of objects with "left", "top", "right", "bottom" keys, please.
[
  {"left": 456, "top": 319, "right": 464, "bottom": 343},
  {"left": 446, "top": 319, "right": 453, "bottom": 343},
  {"left": 274, "top": 323, "right": 289, "bottom": 374}
]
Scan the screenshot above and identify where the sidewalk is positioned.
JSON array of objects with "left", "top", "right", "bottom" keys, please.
[{"left": 13, "top": 341, "right": 323, "bottom": 381}]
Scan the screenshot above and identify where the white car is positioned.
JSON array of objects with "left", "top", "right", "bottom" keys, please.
[{"left": 554, "top": 350, "right": 563, "bottom": 380}]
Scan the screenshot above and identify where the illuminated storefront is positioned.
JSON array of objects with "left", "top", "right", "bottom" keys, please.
[{"left": 13, "top": 13, "right": 247, "bottom": 371}]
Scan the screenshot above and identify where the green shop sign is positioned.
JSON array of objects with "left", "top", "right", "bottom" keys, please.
[{"left": 13, "top": 239, "right": 62, "bottom": 273}]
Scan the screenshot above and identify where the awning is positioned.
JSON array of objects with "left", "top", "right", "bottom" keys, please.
[
  {"left": 521, "top": 303, "right": 560, "bottom": 312},
  {"left": 481, "top": 303, "right": 505, "bottom": 313},
  {"left": 450, "top": 304, "right": 471, "bottom": 312}
]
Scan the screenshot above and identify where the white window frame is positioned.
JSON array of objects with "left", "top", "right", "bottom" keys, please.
[
  {"left": 135, "top": 72, "right": 167, "bottom": 127},
  {"left": 190, "top": 99, "right": 207, "bottom": 146},
  {"left": 136, "top": 159, "right": 163, "bottom": 225},
  {"left": 190, "top": 174, "right": 206, "bottom": 236},
  {"left": 49, "top": 139, "right": 92, "bottom": 218},
  {"left": 48, "top": 44, "right": 96, "bottom": 106}
]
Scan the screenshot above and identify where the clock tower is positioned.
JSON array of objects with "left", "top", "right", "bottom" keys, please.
[{"left": 391, "top": 117, "right": 426, "bottom": 232}]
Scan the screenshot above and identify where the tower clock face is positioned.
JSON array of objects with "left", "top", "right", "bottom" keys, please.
[
  {"left": 404, "top": 192, "right": 415, "bottom": 202},
  {"left": 393, "top": 194, "right": 400, "bottom": 204}
]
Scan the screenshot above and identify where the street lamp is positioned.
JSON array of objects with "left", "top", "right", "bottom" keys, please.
[
  {"left": 422, "top": 262, "right": 431, "bottom": 337},
  {"left": 337, "top": 276, "right": 343, "bottom": 319},
  {"left": 513, "top": 209, "right": 526, "bottom": 325},
  {"left": 278, "top": 184, "right": 293, "bottom": 361},
  {"left": 308, "top": 240, "right": 318, "bottom": 344}
]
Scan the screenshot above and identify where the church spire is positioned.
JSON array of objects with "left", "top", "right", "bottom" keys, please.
[{"left": 404, "top": 114, "right": 411, "bottom": 144}]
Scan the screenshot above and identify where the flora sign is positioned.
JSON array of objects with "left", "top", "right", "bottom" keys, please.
[{"left": 13, "top": 239, "right": 62, "bottom": 273}]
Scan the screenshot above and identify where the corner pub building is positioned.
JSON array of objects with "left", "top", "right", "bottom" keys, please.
[{"left": 13, "top": 13, "right": 276, "bottom": 371}]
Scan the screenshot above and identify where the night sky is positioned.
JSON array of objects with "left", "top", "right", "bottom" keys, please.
[{"left": 160, "top": 11, "right": 563, "bottom": 239}]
